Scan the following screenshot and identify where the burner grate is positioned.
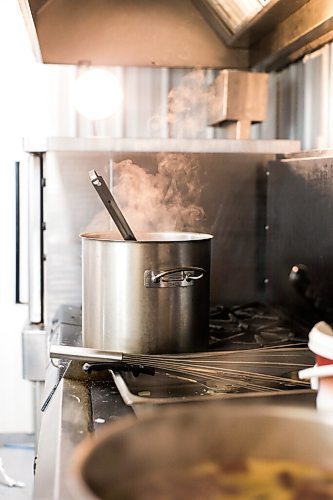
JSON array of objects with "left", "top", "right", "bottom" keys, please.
[{"left": 209, "top": 303, "right": 308, "bottom": 349}]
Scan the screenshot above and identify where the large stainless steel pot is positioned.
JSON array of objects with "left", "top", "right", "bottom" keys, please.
[
  {"left": 81, "top": 231, "right": 213, "bottom": 354},
  {"left": 70, "top": 403, "right": 333, "bottom": 500}
]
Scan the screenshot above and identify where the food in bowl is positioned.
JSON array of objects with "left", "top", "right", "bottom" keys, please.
[
  {"left": 72, "top": 405, "right": 333, "bottom": 500},
  {"left": 108, "top": 457, "right": 333, "bottom": 500}
]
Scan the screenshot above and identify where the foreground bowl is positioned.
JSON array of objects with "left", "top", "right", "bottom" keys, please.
[{"left": 70, "top": 403, "right": 333, "bottom": 499}]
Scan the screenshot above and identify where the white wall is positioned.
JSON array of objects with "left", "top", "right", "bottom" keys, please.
[{"left": 0, "top": 0, "right": 44, "bottom": 434}]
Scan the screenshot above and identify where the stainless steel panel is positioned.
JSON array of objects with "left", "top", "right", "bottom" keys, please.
[
  {"left": 254, "top": 43, "right": 333, "bottom": 151},
  {"left": 44, "top": 152, "right": 111, "bottom": 326},
  {"left": 25, "top": 137, "right": 300, "bottom": 154},
  {"left": 33, "top": 381, "right": 45, "bottom": 451},
  {"left": 194, "top": 0, "right": 310, "bottom": 47},
  {"left": 22, "top": 323, "right": 47, "bottom": 381},
  {"left": 16, "top": 44, "right": 333, "bottom": 151},
  {"left": 33, "top": 375, "right": 91, "bottom": 500},
  {"left": 266, "top": 152, "right": 333, "bottom": 319},
  {"left": 21, "top": 0, "right": 248, "bottom": 68},
  {"left": 108, "top": 151, "right": 272, "bottom": 306},
  {"left": 251, "top": 0, "right": 333, "bottom": 70},
  {"left": 39, "top": 141, "right": 300, "bottom": 327},
  {"left": 28, "top": 153, "right": 43, "bottom": 324}
]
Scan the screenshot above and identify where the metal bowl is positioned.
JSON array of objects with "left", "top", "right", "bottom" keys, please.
[{"left": 69, "top": 402, "right": 333, "bottom": 499}]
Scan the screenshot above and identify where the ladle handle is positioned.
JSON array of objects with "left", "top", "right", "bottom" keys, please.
[{"left": 89, "top": 169, "right": 136, "bottom": 241}]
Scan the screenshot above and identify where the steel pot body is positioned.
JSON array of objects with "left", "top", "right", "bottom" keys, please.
[
  {"left": 81, "top": 231, "right": 213, "bottom": 354},
  {"left": 70, "top": 403, "right": 333, "bottom": 500}
]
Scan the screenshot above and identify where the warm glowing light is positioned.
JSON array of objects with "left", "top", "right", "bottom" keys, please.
[{"left": 72, "top": 68, "right": 123, "bottom": 120}]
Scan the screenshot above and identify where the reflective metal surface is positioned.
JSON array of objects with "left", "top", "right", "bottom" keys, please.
[
  {"left": 28, "top": 153, "right": 44, "bottom": 324},
  {"left": 251, "top": 0, "right": 333, "bottom": 70},
  {"left": 33, "top": 364, "right": 133, "bottom": 500},
  {"left": 22, "top": 323, "right": 47, "bottom": 381},
  {"left": 34, "top": 304, "right": 316, "bottom": 498},
  {"left": 71, "top": 403, "right": 331, "bottom": 500},
  {"left": 33, "top": 375, "right": 91, "bottom": 500},
  {"left": 266, "top": 152, "right": 333, "bottom": 318},
  {"left": 24, "top": 137, "right": 300, "bottom": 154},
  {"left": 24, "top": 139, "right": 301, "bottom": 324},
  {"left": 50, "top": 345, "right": 124, "bottom": 364},
  {"left": 19, "top": 0, "right": 248, "bottom": 68},
  {"left": 43, "top": 152, "right": 111, "bottom": 325},
  {"left": 20, "top": 0, "right": 325, "bottom": 71},
  {"left": 81, "top": 232, "right": 212, "bottom": 354}
]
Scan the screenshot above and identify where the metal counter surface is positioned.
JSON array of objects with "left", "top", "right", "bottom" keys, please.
[
  {"left": 33, "top": 362, "right": 134, "bottom": 500},
  {"left": 34, "top": 307, "right": 134, "bottom": 499},
  {"left": 34, "top": 360, "right": 316, "bottom": 500}
]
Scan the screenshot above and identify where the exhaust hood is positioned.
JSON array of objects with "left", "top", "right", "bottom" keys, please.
[
  {"left": 196, "top": 0, "right": 273, "bottom": 39},
  {"left": 19, "top": 0, "right": 333, "bottom": 70},
  {"left": 18, "top": 0, "right": 248, "bottom": 68}
]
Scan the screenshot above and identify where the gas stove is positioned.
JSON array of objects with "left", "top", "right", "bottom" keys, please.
[
  {"left": 106, "top": 303, "right": 313, "bottom": 411},
  {"left": 48, "top": 302, "right": 314, "bottom": 413}
]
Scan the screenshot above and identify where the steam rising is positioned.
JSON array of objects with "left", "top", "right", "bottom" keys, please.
[
  {"left": 112, "top": 154, "right": 205, "bottom": 234},
  {"left": 86, "top": 70, "right": 211, "bottom": 236},
  {"left": 149, "top": 69, "right": 214, "bottom": 137},
  {"left": 168, "top": 70, "right": 213, "bottom": 137}
]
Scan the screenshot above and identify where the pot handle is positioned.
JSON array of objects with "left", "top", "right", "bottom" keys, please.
[{"left": 144, "top": 267, "right": 206, "bottom": 288}]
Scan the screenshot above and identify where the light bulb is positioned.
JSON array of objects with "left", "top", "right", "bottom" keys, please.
[{"left": 72, "top": 68, "right": 123, "bottom": 120}]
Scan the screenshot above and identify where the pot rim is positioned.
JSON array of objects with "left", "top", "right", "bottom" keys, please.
[{"left": 80, "top": 231, "right": 214, "bottom": 242}]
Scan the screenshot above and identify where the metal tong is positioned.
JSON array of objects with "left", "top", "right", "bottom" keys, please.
[{"left": 89, "top": 169, "right": 136, "bottom": 241}]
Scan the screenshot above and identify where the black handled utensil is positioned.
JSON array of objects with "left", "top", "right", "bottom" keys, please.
[{"left": 89, "top": 169, "right": 136, "bottom": 241}]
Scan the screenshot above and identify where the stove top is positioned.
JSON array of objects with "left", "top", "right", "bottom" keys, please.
[
  {"left": 49, "top": 302, "right": 314, "bottom": 418},
  {"left": 208, "top": 303, "right": 308, "bottom": 349},
  {"left": 51, "top": 302, "right": 309, "bottom": 350}
]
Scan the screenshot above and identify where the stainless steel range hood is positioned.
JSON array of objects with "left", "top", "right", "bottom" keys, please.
[
  {"left": 19, "top": 0, "right": 333, "bottom": 70},
  {"left": 19, "top": 0, "right": 248, "bottom": 68}
]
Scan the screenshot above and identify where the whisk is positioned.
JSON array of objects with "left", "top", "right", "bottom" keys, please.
[{"left": 50, "top": 343, "right": 313, "bottom": 393}]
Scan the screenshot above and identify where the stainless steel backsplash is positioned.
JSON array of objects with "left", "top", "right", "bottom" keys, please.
[{"left": 38, "top": 139, "right": 298, "bottom": 327}]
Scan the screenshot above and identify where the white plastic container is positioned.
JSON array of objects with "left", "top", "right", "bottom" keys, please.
[{"left": 299, "top": 321, "right": 333, "bottom": 411}]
